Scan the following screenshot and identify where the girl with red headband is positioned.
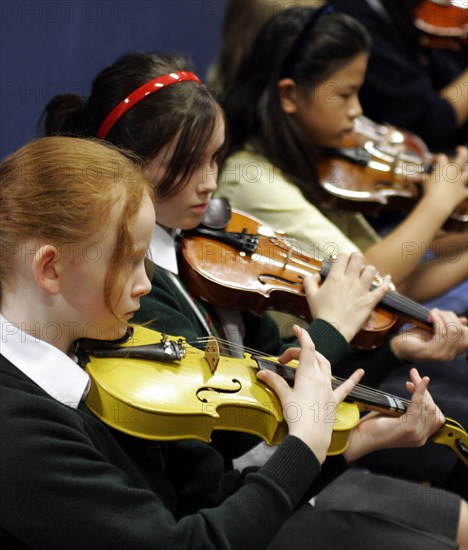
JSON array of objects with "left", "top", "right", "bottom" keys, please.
[{"left": 41, "top": 52, "right": 467, "bottom": 549}]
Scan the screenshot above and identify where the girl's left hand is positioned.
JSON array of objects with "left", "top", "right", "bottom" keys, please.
[
  {"left": 343, "top": 368, "right": 445, "bottom": 462},
  {"left": 390, "top": 308, "right": 468, "bottom": 362}
]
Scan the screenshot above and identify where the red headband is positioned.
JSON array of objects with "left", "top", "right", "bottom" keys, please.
[{"left": 96, "top": 71, "right": 202, "bottom": 139}]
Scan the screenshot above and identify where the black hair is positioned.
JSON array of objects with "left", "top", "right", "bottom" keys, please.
[{"left": 222, "top": 6, "right": 370, "bottom": 203}]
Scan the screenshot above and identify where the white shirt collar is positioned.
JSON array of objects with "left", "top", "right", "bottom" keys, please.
[
  {"left": 0, "top": 314, "right": 90, "bottom": 408},
  {"left": 149, "top": 224, "right": 179, "bottom": 274},
  {"left": 147, "top": 225, "right": 245, "bottom": 351}
]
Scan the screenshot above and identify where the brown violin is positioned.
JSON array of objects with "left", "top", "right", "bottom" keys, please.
[
  {"left": 77, "top": 324, "right": 468, "bottom": 465},
  {"left": 178, "top": 208, "right": 434, "bottom": 350},
  {"left": 317, "top": 116, "right": 468, "bottom": 231},
  {"left": 340, "top": 115, "right": 430, "bottom": 156},
  {"left": 414, "top": 0, "right": 468, "bottom": 50}
]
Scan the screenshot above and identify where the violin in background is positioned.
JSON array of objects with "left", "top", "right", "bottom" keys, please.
[
  {"left": 317, "top": 115, "right": 468, "bottom": 231},
  {"left": 414, "top": 0, "right": 468, "bottom": 50},
  {"left": 178, "top": 208, "right": 434, "bottom": 350},
  {"left": 339, "top": 115, "right": 429, "bottom": 155}
]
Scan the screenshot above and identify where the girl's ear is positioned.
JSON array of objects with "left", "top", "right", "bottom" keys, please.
[
  {"left": 32, "top": 245, "right": 62, "bottom": 295},
  {"left": 277, "top": 78, "right": 298, "bottom": 114}
]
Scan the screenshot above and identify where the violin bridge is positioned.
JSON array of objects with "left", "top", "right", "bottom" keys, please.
[{"left": 204, "top": 337, "right": 220, "bottom": 374}]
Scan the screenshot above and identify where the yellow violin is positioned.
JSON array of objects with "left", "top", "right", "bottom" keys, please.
[{"left": 77, "top": 325, "right": 468, "bottom": 465}]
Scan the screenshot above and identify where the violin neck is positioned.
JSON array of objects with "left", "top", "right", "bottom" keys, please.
[
  {"left": 320, "top": 258, "right": 432, "bottom": 331},
  {"left": 254, "top": 354, "right": 468, "bottom": 466},
  {"left": 379, "top": 289, "right": 432, "bottom": 329},
  {"left": 253, "top": 356, "right": 409, "bottom": 416},
  {"left": 321, "top": 146, "right": 432, "bottom": 174},
  {"left": 332, "top": 377, "right": 407, "bottom": 416}
]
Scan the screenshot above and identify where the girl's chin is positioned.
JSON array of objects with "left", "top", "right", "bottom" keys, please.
[
  {"left": 159, "top": 217, "right": 201, "bottom": 231},
  {"left": 179, "top": 217, "right": 204, "bottom": 231},
  {"left": 100, "top": 322, "right": 129, "bottom": 342},
  {"left": 315, "top": 137, "right": 343, "bottom": 149}
]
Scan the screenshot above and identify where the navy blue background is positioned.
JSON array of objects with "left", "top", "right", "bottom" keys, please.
[{"left": 0, "top": 0, "right": 226, "bottom": 159}]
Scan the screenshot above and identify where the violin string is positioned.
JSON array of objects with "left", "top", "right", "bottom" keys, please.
[
  {"left": 333, "top": 377, "right": 411, "bottom": 408},
  {"left": 331, "top": 375, "right": 409, "bottom": 408},
  {"left": 185, "top": 336, "right": 249, "bottom": 357},
  {"left": 382, "top": 291, "right": 431, "bottom": 322},
  {"left": 185, "top": 334, "right": 283, "bottom": 360},
  {"left": 220, "top": 222, "right": 448, "bottom": 326},
  {"left": 182, "top": 346, "right": 409, "bottom": 411},
  {"left": 182, "top": 335, "right": 412, "bottom": 409},
  {"left": 219, "top": 232, "right": 429, "bottom": 331},
  {"left": 277, "top": 244, "right": 433, "bottom": 325},
  {"left": 237, "top": 230, "right": 432, "bottom": 324}
]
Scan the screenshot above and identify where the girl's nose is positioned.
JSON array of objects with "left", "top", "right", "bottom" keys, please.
[
  {"left": 199, "top": 164, "right": 219, "bottom": 195},
  {"left": 349, "top": 95, "right": 363, "bottom": 119},
  {"left": 133, "top": 264, "right": 152, "bottom": 298}
]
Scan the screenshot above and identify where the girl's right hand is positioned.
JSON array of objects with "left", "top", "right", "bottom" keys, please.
[
  {"left": 423, "top": 146, "right": 468, "bottom": 212},
  {"left": 257, "top": 325, "right": 364, "bottom": 463},
  {"left": 304, "top": 252, "right": 391, "bottom": 342}
]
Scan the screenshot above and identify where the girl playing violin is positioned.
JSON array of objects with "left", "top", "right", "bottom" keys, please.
[
  {"left": 217, "top": 4, "right": 468, "bottom": 306},
  {"left": 0, "top": 136, "right": 373, "bottom": 549},
  {"left": 40, "top": 53, "right": 468, "bottom": 547},
  {"left": 42, "top": 52, "right": 467, "bottom": 377}
]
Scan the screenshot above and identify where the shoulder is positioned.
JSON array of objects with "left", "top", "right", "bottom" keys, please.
[
  {"left": 218, "top": 149, "right": 307, "bottom": 216},
  {"left": 220, "top": 148, "right": 296, "bottom": 192},
  {"left": 0, "top": 356, "right": 86, "bottom": 429},
  {"left": 135, "top": 264, "right": 206, "bottom": 339},
  {"left": 145, "top": 263, "right": 186, "bottom": 308},
  {"left": 0, "top": 357, "right": 93, "bottom": 477},
  {"left": 331, "top": 0, "right": 406, "bottom": 55}
]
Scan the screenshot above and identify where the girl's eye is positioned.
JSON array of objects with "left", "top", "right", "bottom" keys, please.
[
  {"left": 128, "top": 250, "right": 145, "bottom": 266},
  {"left": 134, "top": 255, "right": 146, "bottom": 266}
]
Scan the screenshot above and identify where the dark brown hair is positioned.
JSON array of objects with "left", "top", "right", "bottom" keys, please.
[
  {"left": 222, "top": 7, "right": 370, "bottom": 204},
  {"left": 41, "top": 53, "right": 221, "bottom": 199}
]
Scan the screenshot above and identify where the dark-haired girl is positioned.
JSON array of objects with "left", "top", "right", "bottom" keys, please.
[{"left": 217, "top": 5, "right": 467, "bottom": 305}]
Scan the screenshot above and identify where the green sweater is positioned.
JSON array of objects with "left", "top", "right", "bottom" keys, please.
[
  {"left": 135, "top": 263, "right": 406, "bottom": 388},
  {"left": 0, "top": 354, "right": 326, "bottom": 549},
  {"left": 0, "top": 266, "right": 406, "bottom": 548}
]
